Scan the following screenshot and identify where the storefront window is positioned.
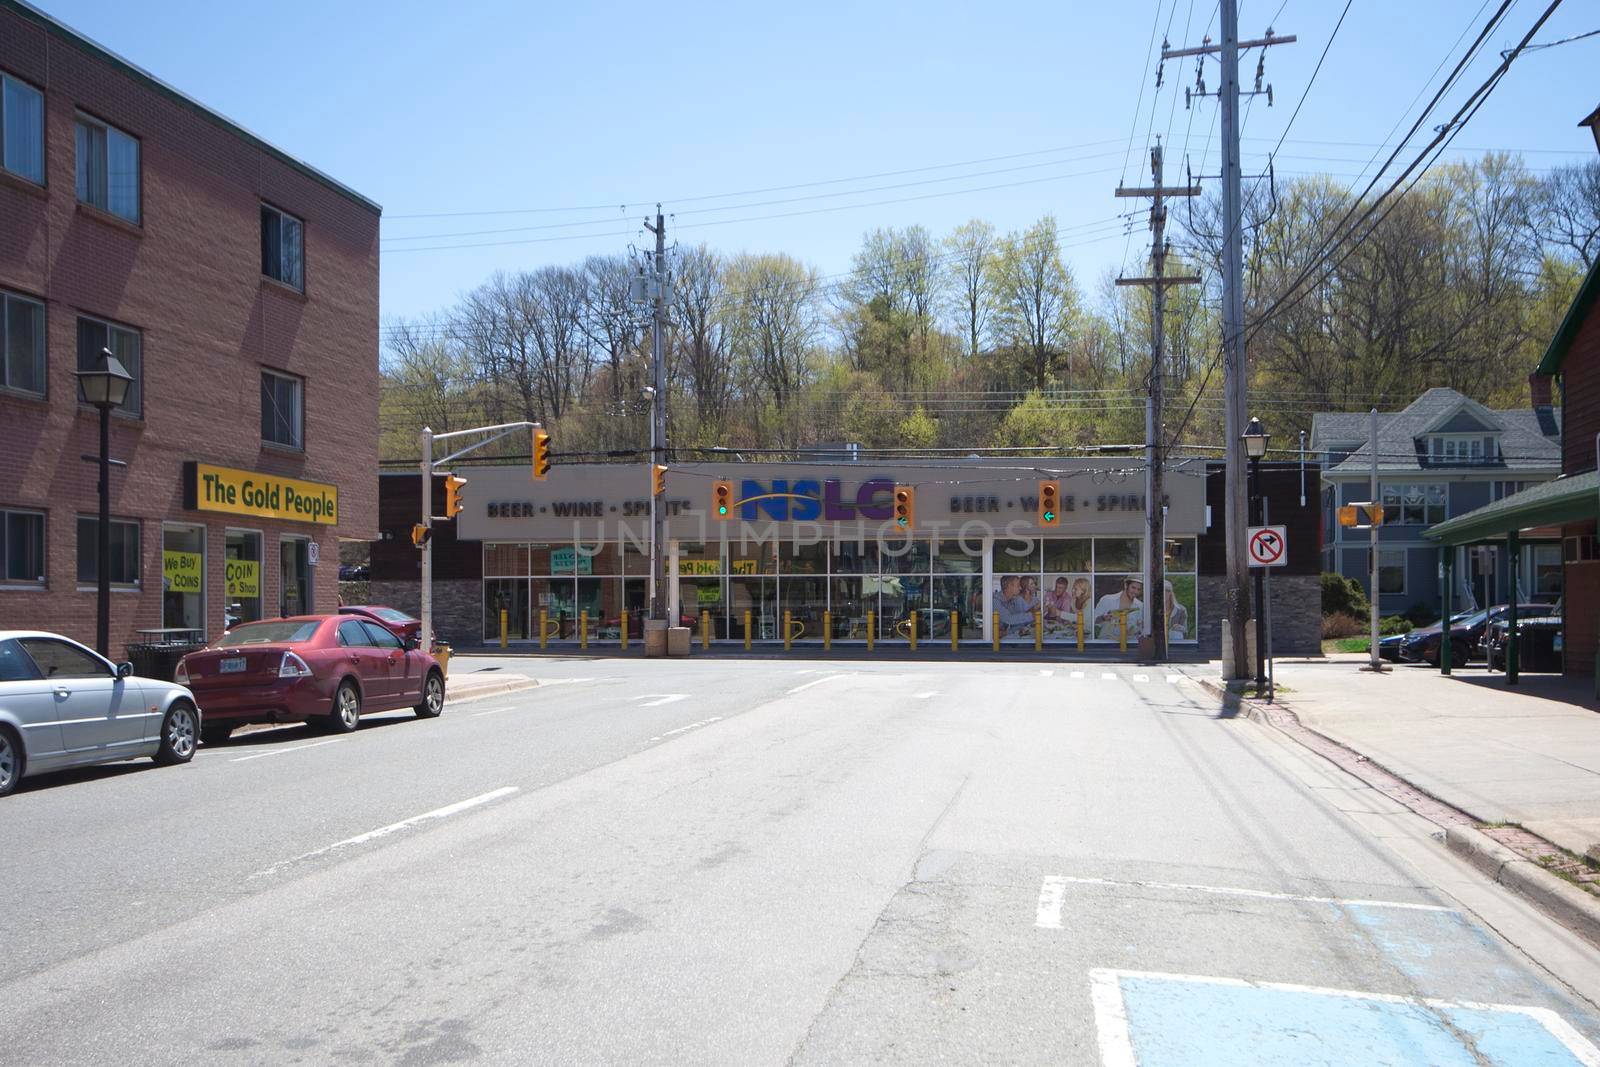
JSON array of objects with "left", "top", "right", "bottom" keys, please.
[
  {"left": 485, "top": 578, "right": 530, "bottom": 640},
  {"left": 484, "top": 543, "right": 530, "bottom": 577},
  {"left": 883, "top": 537, "right": 930, "bottom": 575},
  {"left": 162, "top": 524, "right": 205, "bottom": 637},
  {"left": 994, "top": 539, "right": 1039, "bottom": 574},
  {"left": 781, "top": 541, "right": 828, "bottom": 574},
  {"left": 781, "top": 575, "right": 827, "bottom": 640},
  {"left": 280, "top": 537, "right": 311, "bottom": 617},
  {"left": 831, "top": 539, "right": 878, "bottom": 575},
  {"left": 933, "top": 575, "right": 983, "bottom": 639},
  {"left": 934, "top": 539, "right": 982, "bottom": 574},
  {"left": 729, "top": 577, "right": 777, "bottom": 639},
  {"left": 225, "top": 529, "right": 262, "bottom": 629},
  {"left": 1534, "top": 544, "right": 1562, "bottom": 597}
]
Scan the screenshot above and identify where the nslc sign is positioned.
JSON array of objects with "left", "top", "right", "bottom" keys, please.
[{"left": 738, "top": 478, "right": 895, "bottom": 521}]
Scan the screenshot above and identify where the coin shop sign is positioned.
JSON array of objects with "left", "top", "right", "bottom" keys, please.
[{"left": 183, "top": 462, "right": 339, "bottom": 525}]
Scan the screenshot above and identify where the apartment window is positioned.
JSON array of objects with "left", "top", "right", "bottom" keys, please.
[
  {"left": 1, "top": 508, "right": 45, "bottom": 585},
  {"left": 1381, "top": 483, "right": 1445, "bottom": 526},
  {"left": 260, "top": 204, "right": 304, "bottom": 290},
  {"left": 76, "top": 316, "right": 141, "bottom": 416},
  {"left": 2, "top": 289, "right": 45, "bottom": 397},
  {"left": 260, "top": 368, "right": 304, "bottom": 449},
  {"left": 1378, "top": 549, "right": 1406, "bottom": 596},
  {"left": 75, "top": 114, "right": 140, "bottom": 223},
  {"left": 1, "top": 72, "right": 44, "bottom": 184},
  {"left": 76, "top": 516, "right": 140, "bottom": 586}
]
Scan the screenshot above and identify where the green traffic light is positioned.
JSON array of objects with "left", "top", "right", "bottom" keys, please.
[
  {"left": 1043, "top": 510, "right": 1055, "bottom": 522},
  {"left": 896, "top": 516, "right": 907, "bottom": 526},
  {"left": 718, "top": 505, "right": 728, "bottom": 515}
]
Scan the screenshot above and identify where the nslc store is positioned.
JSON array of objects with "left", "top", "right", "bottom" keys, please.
[{"left": 373, "top": 459, "right": 1322, "bottom": 655}]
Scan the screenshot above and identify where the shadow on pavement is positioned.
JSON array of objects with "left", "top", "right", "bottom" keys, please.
[{"left": 1444, "top": 670, "right": 1596, "bottom": 709}]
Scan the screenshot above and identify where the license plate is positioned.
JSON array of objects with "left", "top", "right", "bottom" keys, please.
[{"left": 220, "top": 656, "right": 247, "bottom": 673}]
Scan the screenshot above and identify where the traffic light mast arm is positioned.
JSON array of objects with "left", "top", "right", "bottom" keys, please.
[{"left": 429, "top": 420, "right": 541, "bottom": 468}]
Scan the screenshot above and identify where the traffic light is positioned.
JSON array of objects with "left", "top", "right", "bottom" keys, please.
[
  {"left": 444, "top": 474, "right": 467, "bottom": 519},
  {"left": 892, "top": 485, "right": 915, "bottom": 529},
  {"left": 713, "top": 480, "right": 734, "bottom": 520},
  {"left": 410, "top": 524, "right": 431, "bottom": 548},
  {"left": 1038, "top": 480, "right": 1061, "bottom": 527},
  {"left": 532, "top": 429, "right": 552, "bottom": 481},
  {"left": 652, "top": 463, "right": 668, "bottom": 497},
  {"left": 1339, "top": 502, "right": 1385, "bottom": 528}
]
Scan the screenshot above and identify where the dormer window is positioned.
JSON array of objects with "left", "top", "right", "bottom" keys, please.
[{"left": 1429, "top": 435, "right": 1496, "bottom": 464}]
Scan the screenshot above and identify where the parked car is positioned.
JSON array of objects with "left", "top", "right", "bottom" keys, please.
[
  {"left": 1399, "top": 604, "right": 1547, "bottom": 666},
  {"left": 176, "top": 615, "right": 444, "bottom": 745},
  {"left": 338, "top": 563, "right": 370, "bottom": 581},
  {"left": 1377, "top": 632, "right": 1407, "bottom": 662},
  {"left": 1485, "top": 609, "right": 1565, "bottom": 673},
  {"left": 0, "top": 631, "right": 199, "bottom": 797},
  {"left": 338, "top": 604, "right": 420, "bottom": 644}
]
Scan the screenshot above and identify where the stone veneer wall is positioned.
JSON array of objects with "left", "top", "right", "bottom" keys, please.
[
  {"left": 1197, "top": 574, "right": 1322, "bottom": 658},
  {"left": 369, "top": 579, "right": 481, "bottom": 648}
]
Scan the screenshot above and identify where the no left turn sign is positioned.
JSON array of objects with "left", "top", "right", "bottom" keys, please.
[{"left": 1248, "top": 525, "right": 1288, "bottom": 568}]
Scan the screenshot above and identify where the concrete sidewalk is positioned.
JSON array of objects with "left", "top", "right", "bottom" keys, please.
[{"left": 1202, "top": 656, "right": 1600, "bottom": 860}]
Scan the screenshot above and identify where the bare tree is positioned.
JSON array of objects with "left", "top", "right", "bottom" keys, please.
[
  {"left": 670, "top": 244, "right": 733, "bottom": 429},
  {"left": 945, "top": 219, "right": 998, "bottom": 360}
]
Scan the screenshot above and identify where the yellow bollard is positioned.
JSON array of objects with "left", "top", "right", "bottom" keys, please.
[
  {"left": 992, "top": 615, "right": 1001, "bottom": 652},
  {"left": 743, "top": 609, "right": 752, "bottom": 650},
  {"left": 1034, "top": 611, "right": 1042, "bottom": 653},
  {"left": 1076, "top": 611, "right": 1085, "bottom": 652},
  {"left": 823, "top": 610, "right": 832, "bottom": 651},
  {"left": 951, "top": 610, "right": 959, "bottom": 652},
  {"left": 620, "top": 610, "right": 628, "bottom": 651},
  {"left": 538, "top": 609, "right": 548, "bottom": 650},
  {"left": 909, "top": 610, "right": 918, "bottom": 652},
  {"left": 867, "top": 611, "right": 875, "bottom": 652},
  {"left": 784, "top": 609, "right": 793, "bottom": 651},
  {"left": 1119, "top": 611, "right": 1127, "bottom": 652},
  {"left": 580, "top": 610, "right": 588, "bottom": 650},
  {"left": 701, "top": 610, "right": 711, "bottom": 649},
  {"left": 500, "top": 608, "right": 508, "bottom": 649}
]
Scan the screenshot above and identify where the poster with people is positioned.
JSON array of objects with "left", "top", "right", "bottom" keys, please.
[
  {"left": 990, "top": 573, "right": 1039, "bottom": 638},
  {"left": 1042, "top": 574, "right": 1093, "bottom": 641},
  {"left": 1163, "top": 574, "right": 1197, "bottom": 642},
  {"left": 1092, "top": 574, "right": 1144, "bottom": 642}
]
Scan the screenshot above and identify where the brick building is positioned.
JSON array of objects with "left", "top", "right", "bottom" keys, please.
[{"left": 0, "top": 0, "right": 380, "bottom": 659}]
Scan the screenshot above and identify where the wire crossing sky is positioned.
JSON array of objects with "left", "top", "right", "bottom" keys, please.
[{"left": 41, "top": 0, "right": 1600, "bottom": 323}]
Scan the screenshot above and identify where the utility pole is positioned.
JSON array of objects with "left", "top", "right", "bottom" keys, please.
[
  {"left": 1162, "top": 13, "right": 1293, "bottom": 679},
  {"left": 643, "top": 205, "right": 668, "bottom": 625},
  {"left": 1369, "top": 406, "right": 1381, "bottom": 672},
  {"left": 1117, "top": 140, "right": 1200, "bottom": 663}
]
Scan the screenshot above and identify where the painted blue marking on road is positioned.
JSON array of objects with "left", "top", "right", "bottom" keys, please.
[{"left": 1109, "top": 973, "right": 1592, "bottom": 1066}]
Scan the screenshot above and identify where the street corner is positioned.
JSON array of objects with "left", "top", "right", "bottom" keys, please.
[{"left": 1089, "top": 968, "right": 1600, "bottom": 1067}]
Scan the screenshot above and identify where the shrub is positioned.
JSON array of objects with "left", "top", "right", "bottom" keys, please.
[
  {"left": 1321, "top": 572, "right": 1369, "bottom": 618},
  {"left": 1379, "top": 615, "right": 1413, "bottom": 636},
  {"left": 1322, "top": 612, "right": 1365, "bottom": 638}
]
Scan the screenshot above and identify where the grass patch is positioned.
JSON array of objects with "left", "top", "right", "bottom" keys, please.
[{"left": 1324, "top": 637, "right": 1371, "bottom": 654}]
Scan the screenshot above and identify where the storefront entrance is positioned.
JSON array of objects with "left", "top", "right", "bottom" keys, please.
[{"left": 280, "top": 536, "right": 312, "bottom": 617}]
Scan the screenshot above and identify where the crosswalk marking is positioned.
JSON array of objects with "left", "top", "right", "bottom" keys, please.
[
  {"left": 1132, "top": 674, "right": 1149, "bottom": 682},
  {"left": 1102, "top": 673, "right": 1118, "bottom": 681}
]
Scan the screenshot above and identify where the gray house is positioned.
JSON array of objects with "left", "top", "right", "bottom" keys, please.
[{"left": 1311, "top": 383, "right": 1562, "bottom": 618}]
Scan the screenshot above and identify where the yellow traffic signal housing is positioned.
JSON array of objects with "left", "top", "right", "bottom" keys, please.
[
  {"left": 532, "top": 429, "right": 552, "bottom": 481},
  {"left": 892, "top": 485, "right": 915, "bottom": 530},
  {"left": 1039, "top": 480, "right": 1061, "bottom": 527},
  {"left": 444, "top": 474, "right": 467, "bottom": 519},
  {"left": 652, "top": 464, "right": 668, "bottom": 497},
  {"left": 1338, "top": 504, "right": 1359, "bottom": 527},
  {"left": 410, "top": 523, "right": 431, "bottom": 548},
  {"left": 712, "top": 480, "right": 734, "bottom": 520},
  {"left": 1340, "top": 502, "right": 1384, "bottom": 527}
]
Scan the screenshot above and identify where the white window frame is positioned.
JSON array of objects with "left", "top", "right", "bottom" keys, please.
[
  {"left": 1, "top": 71, "right": 45, "bottom": 185},
  {"left": 260, "top": 203, "right": 305, "bottom": 291},
  {"left": 260, "top": 367, "right": 305, "bottom": 450},
  {"left": 75, "top": 514, "right": 141, "bottom": 590},
  {"left": 74, "top": 112, "right": 140, "bottom": 224},
  {"left": 1, "top": 507, "right": 46, "bottom": 587},
  {"left": 1, "top": 288, "right": 45, "bottom": 398}
]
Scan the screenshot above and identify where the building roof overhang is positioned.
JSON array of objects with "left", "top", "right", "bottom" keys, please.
[{"left": 1424, "top": 470, "right": 1600, "bottom": 546}]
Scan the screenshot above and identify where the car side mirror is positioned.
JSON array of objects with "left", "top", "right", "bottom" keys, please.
[
  {"left": 117, "top": 661, "right": 134, "bottom": 679},
  {"left": 406, "top": 635, "right": 421, "bottom": 650}
]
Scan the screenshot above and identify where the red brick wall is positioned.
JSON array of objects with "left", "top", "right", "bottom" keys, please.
[
  {"left": 0, "top": 8, "right": 379, "bottom": 658},
  {"left": 1560, "top": 297, "right": 1600, "bottom": 476}
]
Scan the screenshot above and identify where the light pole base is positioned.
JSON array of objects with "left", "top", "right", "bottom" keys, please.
[
  {"left": 1220, "top": 624, "right": 1257, "bottom": 680},
  {"left": 644, "top": 618, "right": 669, "bottom": 657}
]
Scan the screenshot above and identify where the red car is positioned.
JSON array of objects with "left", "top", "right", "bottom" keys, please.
[
  {"left": 338, "top": 605, "right": 421, "bottom": 644},
  {"left": 176, "top": 615, "right": 445, "bottom": 744}
]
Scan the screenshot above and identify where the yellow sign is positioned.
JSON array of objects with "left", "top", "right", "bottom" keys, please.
[
  {"left": 731, "top": 559, "right": 757, "bottom": 575},
  {"left": 226, "top": 559, "right": 260, "bottom": 598},
  {"left": 187, "top": 462, "right": 338, "bottom": 525},
  {"left": 678, "top": 559, "right": 760, "bottom": 576},
  {"left": 162, "top": 551, "right": 202, "bottom": 593}
]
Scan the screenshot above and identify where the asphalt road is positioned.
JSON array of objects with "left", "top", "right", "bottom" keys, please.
[{"left": 3, "top": 653, "right": 1600, "bottom": 1065}]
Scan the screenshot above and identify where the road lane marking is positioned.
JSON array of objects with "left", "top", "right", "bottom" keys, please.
[
  {"left": 1046, "top": 875, "right": 1455, "bottom": 913},
  {"left": 1039, "top": 669, "right": 1055, "bottom": 677},
  {"left": 1101, "top": 673, "right": 1117, "bottom": 681},
  {"left": 1089, "top": 968, "right": 1600, "bottom": 1067},
  {"left": 471, "top": 705, "right": 518, "bottom": 717},
  {"left": 1132, "top": 673, "right": 1149, "bottom": 682},
  {"left": 636, "top": 694, "right": 687, "bottom": 707},
  {"left": 254, "top": 787, "right": 520, "bottom": 878},
  {"left": 788, "top": 673, "right": 851, "bottom": 694},
  {"left": 229, "top": 738, "right": 344, "bottom": 763},
  {"left": 913, "top": 691, "right": 939, "bottom": 699},
  {"left": 1035, "top": 875, "right": 1067, "bottom": 929},
  {"left": 1166, "top": 675, "right": 1183, "bottom": 683},
  {"left": 1070, "top": 671, "right": 1085, "bottom": 679},
  {"left": 647, "top": 717, "right": 724, "bottom": 742}
]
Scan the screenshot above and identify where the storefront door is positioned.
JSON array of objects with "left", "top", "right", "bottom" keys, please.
[
  {"left": 281, "top": 537, "right": 312, "bottom": 617},
  {"left": 162, "top": 524, "right": 206, "bottom": 640},
  {"left": 225, "top": 529, "right": 263, "bottom": 629}
]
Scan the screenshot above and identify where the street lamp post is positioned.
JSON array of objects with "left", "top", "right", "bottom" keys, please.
[
  {"left": 76, "top": 350, "right": 134, "bottom": 657},
  {"left": 1242, "top": 416, "right": 1270, "bottom": 688}
]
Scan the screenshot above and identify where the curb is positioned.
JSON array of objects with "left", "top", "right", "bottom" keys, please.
[
  {"left": 444, "top": 677, "right": 541, "bottom": 706},
  {"left": 1443, "top": 826, "right": 1600, "bottom": 950},
  {"left": 1183, "top": 667, "right": 1600, "bottom": 951}
]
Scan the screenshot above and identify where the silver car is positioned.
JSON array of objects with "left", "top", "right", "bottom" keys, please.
[{"left": 0, "top": 631, "right": 200, "bottom": 797}]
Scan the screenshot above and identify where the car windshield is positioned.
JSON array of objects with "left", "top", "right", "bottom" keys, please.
[
  {"left": 1453, "top": 610, "right": 1487, "bottom": 628},
  {"left": 216, "top": 620, "right": 321, "bottom": 646},
  {"left": 371, "top": 608, "right": 416, "bottom": 624}
]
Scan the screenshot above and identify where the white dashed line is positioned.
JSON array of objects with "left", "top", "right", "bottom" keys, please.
[
  {"left": 1035, "top": 875, "right": 1067, "bottom": 929},
  {"left": 788, "top": 673, "right": 851, "bottom": 694},
  {"left": 1046, "top": 875, "right": 1456, "bottom": 913},
  {"left": 1166, "top": 675, "right": 1183, "bottom": 684},
  {"left": 648, "top": 717, "right": 723, "bottom": 742},
  {"left": 636, "top": 694, "right": 688, "bottom": 707},
  {"left": 1039, "top": 669, "right": 1055, "bottom": 677},
  {"left": 229, "top": 738, "right": 344, "bottom": 762},
  {"left": 1101, "top": 673, "right": 1118, "bottom": 681},
  {"left": 1070, "top": 671, "right": 1085, "bottom": 679},
  {"left": 1132, "top": 673, "right": 1149, "bottom": 682},
  {"left": 913, "top": 691, "right": 939, "bottom": 700}
]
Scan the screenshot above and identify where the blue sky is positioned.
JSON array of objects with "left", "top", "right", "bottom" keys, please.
[{"left": 39, "top": 0, "right": 1600, "bottom": 324}]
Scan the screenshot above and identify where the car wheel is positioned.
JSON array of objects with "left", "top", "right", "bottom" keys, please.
[
  {"left": 328, "top": 681, "right": 361, "bottom": 733},
  {"left": 155, "top": 701, "right": 198, "bottom": 765},
  {"left": 0, "top": 726, "right": 20, "bottom": 798},
  {"left": 414, "top": 670, "right": 445, "bottom": 719},
  {"left": 201, "top": 722, "right": 234, "bottom": 746}
]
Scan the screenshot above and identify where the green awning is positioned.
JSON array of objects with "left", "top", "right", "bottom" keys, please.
[{"left": 1425, "top": 471, "right": 1600, "bottom": 546}]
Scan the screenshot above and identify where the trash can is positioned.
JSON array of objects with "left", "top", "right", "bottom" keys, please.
[{"left": 127, "top": 641, "right": 205, "bottom": 682}]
